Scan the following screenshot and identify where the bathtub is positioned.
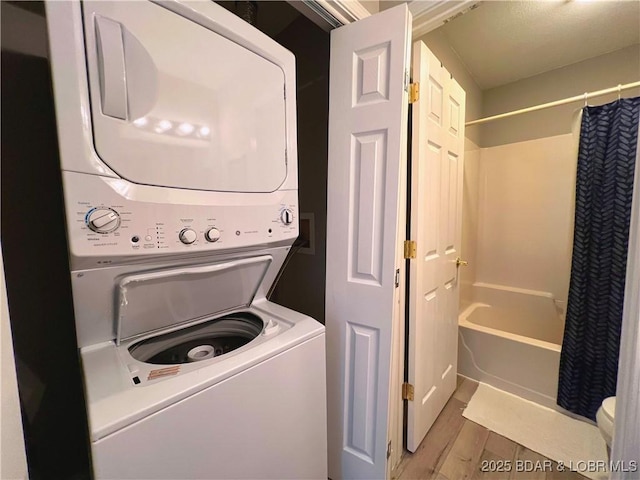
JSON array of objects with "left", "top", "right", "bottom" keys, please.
[{"left": 458, "top": 283, "right": 564, "bottom": 409}]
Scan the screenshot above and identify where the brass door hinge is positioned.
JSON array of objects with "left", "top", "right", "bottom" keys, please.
[
  {"left": 402, "top": 382, "right": 414, "bottom": 401},
  {"left": 409, "top": 83, "right": 420, "bottom": 104},
  {"left": 404, "top": 240, "right": 416, "bottom": 259}
]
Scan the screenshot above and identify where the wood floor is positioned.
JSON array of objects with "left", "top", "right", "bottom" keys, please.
[{"left": 392, "top": 377, "right": 588, "bottom": 480}]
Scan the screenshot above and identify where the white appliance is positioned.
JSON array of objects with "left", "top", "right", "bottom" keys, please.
[{"left": 46, "top": 1, "right": 327, "bottom": 478}]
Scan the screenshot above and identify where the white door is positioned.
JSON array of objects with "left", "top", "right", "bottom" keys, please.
[
  {"left": 325, "top": 4, "right": 411, "bottom": 479},
  {"left": 406, "top": 41, "right": 466, "bottom": 452}
]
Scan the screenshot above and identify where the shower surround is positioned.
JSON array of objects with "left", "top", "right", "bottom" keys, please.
[{"left": 458, "top": 133, "right": 577, "bottom": 407}]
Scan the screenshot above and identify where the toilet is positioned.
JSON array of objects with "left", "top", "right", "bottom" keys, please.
[{"left": 596, "top": 396, "right": 616, "bottom": 455}]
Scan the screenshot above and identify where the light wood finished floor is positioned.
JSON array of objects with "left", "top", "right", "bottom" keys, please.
[{"left": 393, "top": 377, "right": 587, "bottom": 480}]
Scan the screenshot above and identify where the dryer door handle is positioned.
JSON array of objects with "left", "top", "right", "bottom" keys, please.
[{"left": 95, "top": 16, "right": 128, "bottom": 120}]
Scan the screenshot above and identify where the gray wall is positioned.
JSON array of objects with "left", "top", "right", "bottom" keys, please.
[
  {"left": 479, "top": 45, "right": 640, "bottom": 147},
  {"left": 1, "top": 3, "right": 48, "bottom": 58}
]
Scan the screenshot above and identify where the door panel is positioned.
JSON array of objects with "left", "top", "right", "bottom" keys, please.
[
  {"left": 83, "top": 1, "right": 288, "bottom": 193},
  {"left": 407, "top": 42, "right": 466, "bottom": 452},
  {"left": 326, "top": 5, "right": 411, "bottom": 479}
]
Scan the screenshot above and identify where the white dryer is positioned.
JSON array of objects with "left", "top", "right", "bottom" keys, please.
[{"left": 45, "top": 1, "right": 327, "bottom": 478}]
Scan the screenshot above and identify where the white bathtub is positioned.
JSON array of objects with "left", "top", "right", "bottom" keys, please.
[{"left": 458, "top": 283, "right": 564, "bottom": 409}]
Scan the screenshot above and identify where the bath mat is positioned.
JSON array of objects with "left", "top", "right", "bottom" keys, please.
[{"left": 463, "top": 383, "right": 608, "bottom": 480}]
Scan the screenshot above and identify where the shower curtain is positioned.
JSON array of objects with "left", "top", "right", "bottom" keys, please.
[{"left": 558, "top": 96, "right": 640, "bottom": 421}]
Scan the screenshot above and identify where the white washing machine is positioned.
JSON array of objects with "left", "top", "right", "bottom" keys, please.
[{"left": 45, "top": 1, "right": 327, "bottom": 478}]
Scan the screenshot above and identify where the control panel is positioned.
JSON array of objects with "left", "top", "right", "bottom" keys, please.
[{"left": 64, "top": 172, "right": 299, "bottom": 265}]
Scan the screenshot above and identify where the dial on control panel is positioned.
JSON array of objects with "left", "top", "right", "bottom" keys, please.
[
  {"left": 280, "top": 208, "right": 294, "bottom": 225},
  {"left": 86, "top": 208, "right": 121, "bottom": 234},
  {"left": 179, "top": 228, "right": 197, "bottom": 244},
  {"left": 205, "top": 227, "right": 221, "bottom": 243}
]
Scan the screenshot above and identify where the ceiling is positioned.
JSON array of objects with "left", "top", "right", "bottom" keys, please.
[{"left": 424, "top": 0, "right": 640, "bottom": 90}]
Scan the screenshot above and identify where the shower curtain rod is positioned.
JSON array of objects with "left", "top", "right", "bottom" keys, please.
[{"left": 465, "top": 81, "right": 640, "bottom": 127}]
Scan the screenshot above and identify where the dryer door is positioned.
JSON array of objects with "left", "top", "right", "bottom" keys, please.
[{"left": 82, "top": 1, "right": 288, "bottom": 193}]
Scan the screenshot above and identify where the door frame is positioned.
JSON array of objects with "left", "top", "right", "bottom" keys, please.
[
  {"left": 290, "top": 0, "right": 478, "bottom": 35},
  {"left": 287, "top": 0, "right": 371, "bottom": 31}
]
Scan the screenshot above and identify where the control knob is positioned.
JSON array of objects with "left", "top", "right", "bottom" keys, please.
[
  {"left": 179, "top": 228, "right": 197, "bottom": 244},
  {"left": 280, "top": 208, "right": 294, "bottom": 225},
  {"left": 205, "top": 227, "right": 221, "bottom": 243},
  {"left": 86, "top": 208, "right": 120, "bottom": 234}
]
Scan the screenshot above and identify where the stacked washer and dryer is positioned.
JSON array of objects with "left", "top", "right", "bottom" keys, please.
[{"left": 46, "top": 1, "right": 327, "bottom": 478}]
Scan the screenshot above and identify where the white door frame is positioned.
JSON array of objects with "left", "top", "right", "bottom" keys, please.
[
  {"left": 408, "top": 1, "right": 479, "bottom": 39},
  {"left": 287, "top": 0, "right": 371, "bottom": 31},
  {"left": 290, "top": 0, "right": 477, "bottom": 36}
]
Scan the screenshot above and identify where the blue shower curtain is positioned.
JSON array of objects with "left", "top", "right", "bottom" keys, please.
[{"left": 558, "top": 96, "right": 640, "bottom": 421}]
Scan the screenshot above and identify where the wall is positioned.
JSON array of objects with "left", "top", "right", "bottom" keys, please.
[
  {"left": 1, "top": 248, "right": 28, "bottom": 480},
  {"left": 475, "top": 133, "right": 579, "bottom": 309},
  {"left": 479, "top": 45, "right": 640, "bottom": 148},
  {"left": 0, "top": 3, "right": 47, "bottom": 58}
]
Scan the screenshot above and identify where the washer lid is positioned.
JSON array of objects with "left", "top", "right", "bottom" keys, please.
[
  {"left": 83, "top": 1, "right": 288, "bottom": 193},
  {"left": 116, "top": 256, "right": 272, "bottom": 344},
  {"left": 602, "top": 396, "right": 616, "bottom": 421}
]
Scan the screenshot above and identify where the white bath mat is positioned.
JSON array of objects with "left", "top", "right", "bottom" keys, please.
[{"left": 463, "top": 383, "right": 608, "bottom": 480}]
